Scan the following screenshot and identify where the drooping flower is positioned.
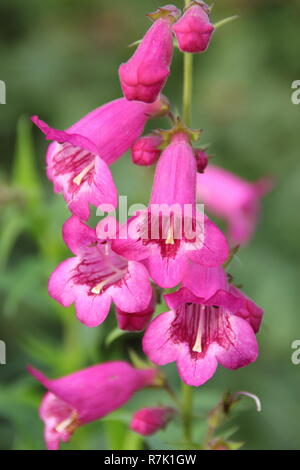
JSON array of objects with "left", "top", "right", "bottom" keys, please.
[
  {"left": 119, "top": 5, "right": 180, "bottom": 103},
  {"left": 197, "top": 165, "right": 272, "bottom": 244},
  {"left": 32, "top": 96, "right": 168, "bottom": 220},
  {"left": 131, "top": 134, "right": 162, "bottom": 166},
  {"left": 130, "top": 406, "right": 175, "bottom": 436},
  {"left": 116, "top": 290, "right": 156, "bottom": 332},
  {"left": 173, "top": 1, "right": 214, "bottom": 53},
  {"left": 112, "top": 132, "right": 229, "bottom": 288},
  {"left": 28, "top": 362, "right": 158, "bottom": 450},
  {"left": 48, "top": 216, "right": 152, "bottom": 328},
  {"left": 143, "top": 265, "right": 261, "bottom": 386}
]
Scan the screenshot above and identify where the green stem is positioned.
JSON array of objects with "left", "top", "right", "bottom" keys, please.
[
  {"left": 182, "top": 52, "right": 193, "bottom": 126},
  {"left": 182, "top": 384, "right": 194, "bottom": 443},
  {"left": 181, "top": 0, "right": 194, "bottom": 445},
  {"left": 182, "top": 0, "right": 194, "bottom": 126}
]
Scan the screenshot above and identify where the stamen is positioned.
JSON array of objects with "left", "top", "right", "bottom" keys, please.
[
  {"left": 55, "top": 411, "right": 78, "bottom": 433},
  {"left": 91, "top": 269, "right": 127, "bottom": 294},
  {"left": 192, "top": 305, "right": 206, "bottom": 353},
  {"left": 73, "top": 161, "right": 95, "bottom": 186},
  {"left": 166, "top": 223, "right": 175, "bottom": 245}
]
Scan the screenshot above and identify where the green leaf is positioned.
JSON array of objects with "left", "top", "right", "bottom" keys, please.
[
  {"left": 12, "top": 116, "right": 42, "bottom": 208},
  {"left": 0, "top": 207, "right": 27, "bottom": 271}
]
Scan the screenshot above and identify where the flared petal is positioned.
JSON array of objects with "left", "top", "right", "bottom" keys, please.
[
  {"left": 145, "top": 249, "right": 188, "bottom": 288},
  {"left": 62, "top": 216, "right": 97, "bottom": 255},
  {"left": 230, "top": 286, "right": 264, "bottom": 333},
  {"left": 143, "top": 311, "right": 179, "bottom": 365},
  {"left": 177, "top": 342, "right": 218, "bottom": 387},
  {"left": 110, "top": 261, "right": 152, "bottom": 313},
  {"left": 216, "top": 315, "right": 259, "bottom": 369},
  {"left": 74, "top": 288, "right": 112, "bottom": 327},
  {"left": 48, "top": 258, "right": 78, "bottom": 307},
  {"left": 188, "top": 216, "right": 229, "bottom": 266}
]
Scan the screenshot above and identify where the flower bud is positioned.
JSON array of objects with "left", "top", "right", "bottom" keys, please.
[
  {"left": 119, "top": 5, "right": 180, "bottom": 103},
  {"left": 194, "top": 148, "right": 209, "bottom": 173},
  {"left": 173, "top": 1, "right": 214, "bottom": 53},
  {"left": 131, "top": 135, "right": 162, "bottom": 166},
  {"left": 130, "top": 406, "right": 175, "bottom": 436}
]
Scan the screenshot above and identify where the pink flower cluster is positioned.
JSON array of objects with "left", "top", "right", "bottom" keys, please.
[{"left": 30, "top": 2, "right": 266, "bottom": 450}]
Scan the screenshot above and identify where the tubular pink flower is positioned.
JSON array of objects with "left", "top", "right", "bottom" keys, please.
[
  {"left": 31, "top": 97, "right": 167, "bottom": 220},
  {"left": 143, "top": 265, "right": 261, "bottom": 386},
  {"left": 130, "top": 406, "right": 175, "bottom": 436},
  {"left": 131, "top": 134, "right": 162, "bottom": 166},
  {"left": 119, "top": 6, "right": 180, "bottom": 103},
  {"left": 197, "top": 165, "right": 273, "bottom": 244},
  {"left": 112, "top": 133, "right": 229, "bottom": 288},
  {"left": 116, "top": 290, "right": 156, "bottom": 332},
  {"left": 173, "top": 1, "right": 214, "bottom": 54},
  {"left": 28, "top": 362, "right": 157, "bottom": 450},
  {"left": 48, "top": 216, "right": 152, "bottom": 327}
]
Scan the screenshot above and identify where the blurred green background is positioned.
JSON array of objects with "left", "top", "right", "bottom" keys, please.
[{"left": 0, "top": 0, "right": 299, "bottom": 450}]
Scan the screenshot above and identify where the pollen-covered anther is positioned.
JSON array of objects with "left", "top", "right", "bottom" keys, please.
[
  {"left": 192, "top": 305, "right": 205, "bottom": 353},
  {"left": 73, "top": 161, "right": 95, "bottom": 186},
  {"left": 165, "top": 224, "right": 175, "bottom": 245},
  {"left": 55, "top": 410, "right": 80, "bottom": 434}
]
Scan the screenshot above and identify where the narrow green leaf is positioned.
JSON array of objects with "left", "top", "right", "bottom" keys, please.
[{"left": 12, "top": 116, "right": 42, "bottom": 208}]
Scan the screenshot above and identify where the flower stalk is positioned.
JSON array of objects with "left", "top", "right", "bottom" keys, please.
[{"left": 181, "top": 0, "right": 194, "bottom": 445}]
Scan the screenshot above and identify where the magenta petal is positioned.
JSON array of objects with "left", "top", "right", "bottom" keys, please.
[
  {"left": 150, "top": 133, "right": 197, "bottom": 208},
  {"left": 143, "top": 311, "right": 178, "bottom": 365},
  {"left": 188, "top": 216, "right": 229, "bottom": 267},
  {"left": 90, "top": 156, "right": 118, "bottom": 208},
  {"left": 110, "top": 261, "right": 152, "bottom": 313},
  {"left": 230, "top": 286, "right": 264, "bottom": 333},
  {"left": 48, "top": 258, "right": 77, "bottom": 307},
  {"left": 165, "top": 287, "right": 202, "bottom": 311},
  {"left": 206, "top": 289, "right": 243, "bottom": 315},
  {"left": 145, "top": 250, "right": 188, "bottom": 289},
  {"left": 67, "top": 156, "right": 117, "bottom": 221},
  {"left": 62, "top": 216, "right": 97, "bottom": 255},
  {"left": 111, "top": 215, "right": 150, "bottom": 261},
  {"left": 216, "top": 315, "right": 259, "bottom": 370},
  {"left": 182, "top": 265, "right": 228, "bottom": 299},
  {"left": 31, "top": 115, "right": 99, "bottom": 155},
  {"left": 74, "top": 289, "right": 111, "bottom": 327},
  {"left": 177, "top": 343, "right": 218, "bottom": 387}
]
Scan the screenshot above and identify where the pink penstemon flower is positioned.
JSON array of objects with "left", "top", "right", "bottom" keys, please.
[
  {"left": 173, "top": 1, "right": 215, "bottom": 53},
  {"left": 32, "top": 96, "right": 168, "bottom": 220},
  {"left": 130, "top": 406, "right": 175, "bottom": 436},
  {"left": 197, "top": 164, "right": 272, "bottom": 244},
  {"left": 28, "top": 362, "right": 158, "bottom": 450},
  {"left": 119, "top": 5, "right": 180, "bottom": 103},
  {"left": 143, "top": 265, "right": 262, "bottom": 386},
  {"left": 48, "top": 216, "right": 152, "bottom": 327},
  {"left": 112, "top": 131, "right": 229, "bottom": 288}
]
